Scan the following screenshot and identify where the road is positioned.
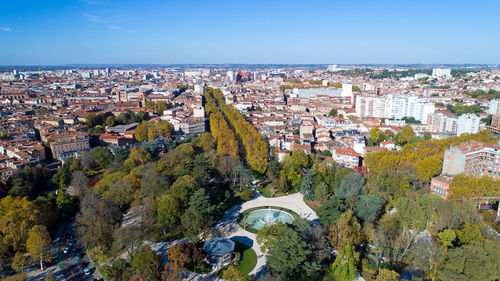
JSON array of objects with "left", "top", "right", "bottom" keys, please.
[{"left": 24, "top": 220, "right": 97, "bottom": 281}]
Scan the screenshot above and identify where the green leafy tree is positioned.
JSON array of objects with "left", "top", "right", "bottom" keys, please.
[
  {"left": 11, "top": 252, "right": 27, "bottom": 272},
  {"left": 131, "top": 246, "right": 162, "bottom": 281},
  {"left": 300, "top": 168, "right": 315, "bottom": 200},
  {"left": 266, "top": 227, "right": 319, "bottom": 280},
  {"left": 437, "top": 229, "right": 456, "bottom": 248},
  {"left": 375, "top": 269, "right": 399, "bottom": 281},
  {"left": 329, "top": 108, "right": 338, "bottom": 117},
  {"left": 181, "top": 209, "right": 204, "bottom": 242},
  {"left": 369, "top": 126, "right": 385, "bottom": 145},
  {"left": 221, "top": 266, "right": 249, "bottom": 281},
  {"left": 336, "top": 173, "right": 365, "bottom": 208},
  {"left": 406, "top": 240, "right": 446, "bottom": 281},
  {"left": 313, "top": 181, "right": 329, "bottom": 203},
  {"left": 396, "top": 125, "right": 416, "bottom": 146},
  {"left": 439, "top": 240, "right": 500, "bottom": 281},
  {"left": 157, "top": 194, "right": 181, "bottom": 230},
  {"left": 26, "top": 225, "right": 51, "bottom": 271},
  {"left": 457, "top": 223, "right": 482, "bottom": 245},
  {"left": 91, "top": 146, "right": 114, "bottom": 170},
  {"left": 256, "top": 223, "right": 295, "bottom": 252},
  {"left": 355, "top": 195, "right": 385, "bottom": 222},
  {"left": 331, "top": 241, "right": 359, "bottom": 281},
  {"left": 317, "top": 197, "right": 346, "bottom": 225},
  {"left": 328, "top": 210, "right": 363, "bottom": 250}
]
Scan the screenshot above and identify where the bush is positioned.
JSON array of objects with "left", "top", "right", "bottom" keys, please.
[
  {"left": 194, "top": 261, "right": 211, "bottom": 274},
  {"left": 239, "top": 189, "right": 254, "bottom": 201}
]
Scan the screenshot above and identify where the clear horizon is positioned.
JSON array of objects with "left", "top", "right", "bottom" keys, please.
[{"left": 1, "top": 0, "right": 500, "bottom": 65}]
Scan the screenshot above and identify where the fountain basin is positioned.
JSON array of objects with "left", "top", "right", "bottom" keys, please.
[{"left": 243, "top": 208, "right": 294, "bottom": 231}]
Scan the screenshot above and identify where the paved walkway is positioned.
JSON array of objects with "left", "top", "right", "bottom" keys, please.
[{"left": 213, "top": 192, "right": 318, "bottom": 277}]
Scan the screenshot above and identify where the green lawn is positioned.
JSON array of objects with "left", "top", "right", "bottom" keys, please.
[{"left": 234, "top": 242, "right": 257, "bottom": 275}]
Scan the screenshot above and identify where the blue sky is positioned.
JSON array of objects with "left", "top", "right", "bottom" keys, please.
[{"left": 0, "top": 0, "right": 499, "bottom": 65}]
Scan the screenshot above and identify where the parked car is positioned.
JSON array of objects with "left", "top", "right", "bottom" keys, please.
[
  {"left": 63, "top": 247, "right": 70, "bottom": 254},
  {"left": 84, "top": 268, "right": 91, "bottom": 276}
]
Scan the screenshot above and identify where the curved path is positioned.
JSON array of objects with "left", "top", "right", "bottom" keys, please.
[{"left": 213, "top": 192, "right": 318, "bottom": 277}]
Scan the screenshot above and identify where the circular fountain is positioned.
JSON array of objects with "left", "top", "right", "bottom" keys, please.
[{"left": 243, "top": 207, "right": 294, "bottom": 231}]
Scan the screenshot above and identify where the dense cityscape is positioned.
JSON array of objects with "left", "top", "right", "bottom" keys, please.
[
  {"left": 0, "top": 64, "right": 498, "bottom": 281},
  {"left": 1, "top": 0, "right": 500, "bottom": 280}
]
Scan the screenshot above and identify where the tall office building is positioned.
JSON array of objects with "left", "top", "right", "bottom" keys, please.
[{"left": 456, "top": 114, "right": 480, "bottom": 136}]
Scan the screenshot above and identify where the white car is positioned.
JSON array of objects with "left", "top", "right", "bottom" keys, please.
[{"left": 83, "top": 268, "right": 91, "bottom": 276}]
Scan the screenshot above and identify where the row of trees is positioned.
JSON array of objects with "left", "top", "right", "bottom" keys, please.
[
  {"left": 204, "top": 87, "right": 268, "bottom": 174},
  {"left": 365, "top": 130, "right": 497, "bottom": 186}
]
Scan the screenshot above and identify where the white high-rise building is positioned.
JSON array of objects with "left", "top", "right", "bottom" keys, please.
[
  {"left": 489, "top": 99, "right": 500, "bottom": 115},
  {"left": 342, "top": 83, "right": 353, "bottom": 100},
  {"left": 227, "top": 70, "right": 235, "bottom": 82},
  {"left": 432, "top": 68, "right": 452, "bottom": 78},
  {"left": 457, "top": 114, "right": 480, "bottom": 136},
  {"left": 327, "top": 65, "right": 339, "bottom": 72},
  {"left": 356, "top": 95, "right": 434, "bottom": 124}
]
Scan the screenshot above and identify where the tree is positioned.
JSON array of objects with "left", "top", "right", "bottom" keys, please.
[
  {"left": 221, "top": 266, "right": 248, "bottom": 281},
  {"left": 128, "top": 146, "right": 152, "bottom": 166},
  {"left": 336, "top": 173, "right": 365, "bottom": 208},
  {"left": 317, "top": 197, "right": 346, "bottom": 225},
  {"left": 313, "top": 181, "right": 329, "bottom": 203},
  {"left": 328, "top": 210, "right": 363, "bottom": 250},
  {"left": 194, "top": 132, "right": 216, "bottom": 152},
  {"left": 168, "top": 243, "right": 191, "bottom": 267},
  {"left": 56, "top": 189, "right": 77, "bottom": 216},
  {"left": 406, "top": 240, "right": 446, "bottom": 281},
  {"left": 289, "top": 149, "right": 310, "bottom": 168},
  {"left": 329, "top": 108, "right": 338, "bottom": 117},
  {"left": 267, "top": 150, "right": 280, "bottom": 182},
  {"left": 106, "top": 178, "right": 136, "bottom": 209},
  {"left": 449, "top": 173, "right": 500, "bottom": 199},
  {"left": 69, "top": 170, "right": 88, "bottom": 195},
  {"left": 369, "top": 126, "right": 385, "bottom": 145},
  {"left": 91, "top": 146, "right": 114, "bottom": 170},
  {"left": 131, "top": 246, "right": 162, "bottom": 281},
  {"left": 439, "top": 240, "right": 500, "bottom": 281},
  {"left": 187, "top": 188, "right": 215, "bottom": 218},
  {"left": 112, "top": 225, "right": 145, "bottom": 259},
  {"left": 26, "top": 225, "right": 51, "bottom": 271},
  {"left": 257, "top": 223, "right": 295, "bottom": 252},
  {"left": 394, "top": 197, "right": 426, "bottom": 231},
  {"left": 456, "top": 223, "right": 482, "bottom": 245},
  {"left": 437, "top": 229, "right": 456, "bottom": 248},
  {"left": 11, "top": 252, "right": 27, "bottom": 272},
  {"left": 300, "top": 168, "right": 315, "bottom": 200},
  {"left": 157, "top": 194, "right": 182, "bottom": 230},
  {"left": 396, "top": 125, "right": 416, "bottom": 146},
  {"left": 0, "top": 196, "right": 47, "bottom": 252},
  {"left": 181, "top": 209, "right": 205, "bottom": 242},
  {"left": 375, "top": 269, "right": 399, "bottom": 281},
  {"left": 355, "top": 195, "right": 386, "bottom": 223},
  {"left": 77, "top": 193, "right": 121, "bottom": 250},
  {"left": 266, "top": 227, "right": 319, "bottom": 280},
  {"left": 169, "top": 175, "right": 197, "bottom": 206},
  {"left": 331, "top": 241, "right": 359, "bottom": 281}
]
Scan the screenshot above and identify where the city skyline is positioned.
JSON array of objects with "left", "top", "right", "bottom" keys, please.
[{"left": 1, "top": 0, "right": 500, "bottom": 65}]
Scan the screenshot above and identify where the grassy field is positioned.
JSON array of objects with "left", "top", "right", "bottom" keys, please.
[{"left": 234, "top": 242, "right": 257, "bottom": 275}]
